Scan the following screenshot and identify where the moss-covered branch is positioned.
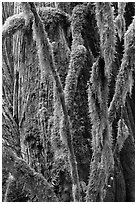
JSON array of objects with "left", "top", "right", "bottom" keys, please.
[
  {"left": 95, "top": 3, "right": 116, "bottom": 77},
  {"left": 62, "top": 5, "right": 90, "bottom": 200},
  {"left": 87, "top": 57, "right": 114, "bottom": 201},
  {"left": 108, "top": 19, "right": 135, "bottom": 124},
  {"left": 64, "top": 45, "right": 87, "bottom": 114},
  {"left": 2, "top": 142, "right": 58, "bottom": 202}
]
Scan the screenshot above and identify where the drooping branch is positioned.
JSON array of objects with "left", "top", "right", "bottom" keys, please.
[
  {"left": 2, "top": 142, "right": 58, "bottom": 202},
  {"left": 23, "top": 2, "right": 80, "bottom": 201}
]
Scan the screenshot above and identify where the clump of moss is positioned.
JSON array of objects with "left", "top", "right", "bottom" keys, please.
[{"left": 64, "top": 45, "right": 87, "bottom": 114}]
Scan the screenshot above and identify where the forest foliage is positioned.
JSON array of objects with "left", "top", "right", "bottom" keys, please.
[{"left": 2, "top": 2, "right": 135, "bottom": 202}]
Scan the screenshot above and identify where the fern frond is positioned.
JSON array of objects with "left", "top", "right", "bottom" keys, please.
[{"left": 95, "top": 3, "right": 116, "bottom": 77}]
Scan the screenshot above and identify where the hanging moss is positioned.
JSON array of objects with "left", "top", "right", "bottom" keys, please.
[
  {"left": 87, "top": 56, "right": 114, "bottom": 201},
  {"left": 115, "top": 3, "right": 126, "bottom": 41},
  {"left": 109, "top": 19, "right": 135, "bottom": 123},
  {"left": 2, "top": 2, "right": 135, "bottom": 202},
  {"left": 86, "top": 158, "right": 106, "bottom": 201},
  {"left": 95, "top": 2, "right": 116, "bottom": 77}
]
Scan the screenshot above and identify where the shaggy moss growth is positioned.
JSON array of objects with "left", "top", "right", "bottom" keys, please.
[
  {"left": 38, "top": 7, "right": 70, "bottom": 42},
  {"left": 87, "top": 57, "right": 114, "bottom": 201},
  {"left": 60, "top": 5, "right": 90, "bottom": 200},
  {"left": 95, "top": 2, "right": 116, "bottom": 77},
  {"left": 109, "top": 19, "right": 135, "bottom": 123},
  {"left": 57, "top": 3, "right": 82, "bottom": 15},
  {"left": 71, "top": 4, "right": 100, "bottom": 58},
  {"left": 64, "top": 45, "right": 87, "bottom": 114},
  {"left": 71, "top": 5, "right": 87, "bottom": 45},
  {"left": 115, "top": 3, "right": 126, "bottom": 41},
  {"left": 2, "top": 12, "right": 33, "bottom": 41}
]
